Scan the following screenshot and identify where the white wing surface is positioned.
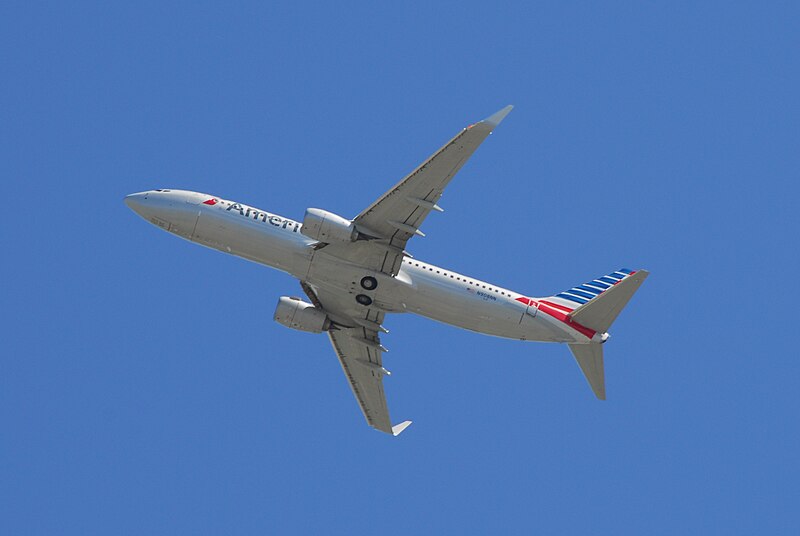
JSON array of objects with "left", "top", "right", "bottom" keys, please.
[
  {"left": 320, "top": 105, "right": 513, "bottom": 277},
  {"left": 300, "top": 107, "right": 512, "bottom": 433},
  {"left": 354, "top": 105, "right": 512, "bottom": 252},
  {"left": 328, "top": 327, "right": 393, "bottom": 433},
  {"left": 302, "top": 282, "right": 408, "bottom": 435}
]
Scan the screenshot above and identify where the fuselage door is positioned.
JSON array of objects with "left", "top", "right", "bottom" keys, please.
[
  {"left": 518, "top": 297, "right": 538, "bottom": 328},
  {"left": 526, "top": 299, "right": 538, "bottom": 318}
]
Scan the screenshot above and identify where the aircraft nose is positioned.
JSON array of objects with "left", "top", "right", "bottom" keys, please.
[
  {"left": 124, "top": 192, "right": 152, "bottom": 219},
  {"left": 124, "top": 192, "right": 149, "bottom": 213}
]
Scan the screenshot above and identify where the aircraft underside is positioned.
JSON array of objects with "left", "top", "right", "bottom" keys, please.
[{"left": 125, "top": 106, "right": 648, "bottom": 434}]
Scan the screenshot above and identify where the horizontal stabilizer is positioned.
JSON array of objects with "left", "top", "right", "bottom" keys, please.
[
  {"left": 392, "top": 420, "right": 413, "bottom": 436},
  {"left": 568, "top": 343, "right": 605, "bottom": 400},
  {"left": 569, "top": 270, "right": 649, "bottom": 334}
]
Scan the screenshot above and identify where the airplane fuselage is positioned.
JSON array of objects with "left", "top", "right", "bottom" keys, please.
[
  {"left": 125, "top": 189, "right": 594, "bottom": 344},
  {"left": 123, "top": 107, "right": 648, "bottom": 434}
]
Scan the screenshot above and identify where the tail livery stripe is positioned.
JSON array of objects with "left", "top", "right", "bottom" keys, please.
[
  {"left": 556, "top": 269, "right": 637, "bottom": 307},
  {"left": 538, "top": 300, "right": 574, "bottom": 313},
  {"left": 557, "top": 293, "right": 588, "bottom": 304},
  {"left": 538, "top": 302, "right": 597, "bottom": 339},
  {"left": 516, "top": 297, "right": 596, "bottom": 338},
  {"left": 575, "top": 285, "right": 602, "bottom": 295},
  {"left": 565, "top": 288, "right": 596, "bottom": 300},
  {"left": 516, "top": 269, "right": 641, "bottom": 338}
]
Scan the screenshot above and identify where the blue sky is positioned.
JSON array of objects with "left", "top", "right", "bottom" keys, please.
[{"left": 2, "top": 2, "right": 798, "bottom": 533}]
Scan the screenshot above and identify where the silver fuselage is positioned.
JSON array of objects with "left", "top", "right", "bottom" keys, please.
[{"left": 125, "top": 189, "right": 588, "bottom": 344}]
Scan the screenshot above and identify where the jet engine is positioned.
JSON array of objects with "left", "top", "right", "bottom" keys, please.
[
  {"left": 301, "top": 208, "right": 357, "bottom": 243},
  {"left": 273, "top": 296, "right": 331, "bottom": 333}
]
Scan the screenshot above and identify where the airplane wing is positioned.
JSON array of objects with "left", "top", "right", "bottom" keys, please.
[
  {"left": 354, "top": 105, "right": 513, "bottom": 253},
  {"left": 301, "top": 282, "right": 411, "bottom": 435},
  {"left": 300, "top": 107, "right": 512, "bottom": 433},
  {"left": 318, "top": 106, "right": 513, "bottom": 278}
]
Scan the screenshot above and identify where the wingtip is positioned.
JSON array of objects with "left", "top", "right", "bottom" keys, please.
[
  {"left": 391, "top": 420, "right": 413, "bottom": 436},
  {"left": 483, "top": 104, "right": 514, "bottom": 127}
]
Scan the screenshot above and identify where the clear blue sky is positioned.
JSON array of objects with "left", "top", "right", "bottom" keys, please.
[{"left": 2, "top": 2, "right": 798, "bottom": 534}]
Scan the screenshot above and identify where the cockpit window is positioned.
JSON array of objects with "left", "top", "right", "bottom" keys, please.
[{"left": 154, "top": 189, "right": 171, "bottom": 192}]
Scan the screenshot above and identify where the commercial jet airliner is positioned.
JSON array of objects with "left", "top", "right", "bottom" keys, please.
[{"left": 125, "top": 106, "right": 648, "bottom": 436}]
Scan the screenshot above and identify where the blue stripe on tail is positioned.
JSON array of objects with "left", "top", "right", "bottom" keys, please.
[{"left": 554, "top": 269, "right": 634, "bottom": 306}]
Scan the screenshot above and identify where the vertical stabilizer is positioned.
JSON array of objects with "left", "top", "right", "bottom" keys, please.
[
  {"left": 560, "top": 268, "right": 648, "bottom": 399},
  {"left": 568, "top": 343, "right": 605, "bottom": 400}
]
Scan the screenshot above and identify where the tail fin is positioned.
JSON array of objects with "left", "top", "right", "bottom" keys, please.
[
  {"left": 568, "top": 343, "right": 606, "bottom": 399},
  {"left": 559, "top": 268, "right": 650, "bottom": 399}
]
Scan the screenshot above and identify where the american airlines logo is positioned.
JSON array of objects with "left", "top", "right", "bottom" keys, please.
[
  {"left": 225, "top": 202, "right": 301, "bottom": 232},
  {"left": 203, "top": 198, "right": 218, "bottom": 205}
]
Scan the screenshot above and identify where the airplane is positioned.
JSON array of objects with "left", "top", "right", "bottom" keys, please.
[{"left": 124, "top": 105, "right": 649, "bottom": 436}]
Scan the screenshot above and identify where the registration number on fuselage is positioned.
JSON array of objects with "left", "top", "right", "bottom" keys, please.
[{"left": 469, "top": 288, "right": 497, "bottom": 301}]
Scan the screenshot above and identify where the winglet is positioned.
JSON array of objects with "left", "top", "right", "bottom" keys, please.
[
  {"left": 391, "top": 420, "right": 413, "bottom": 436},
  {"left": 483, "top": 105, "right": 513, "bottom": 127}
]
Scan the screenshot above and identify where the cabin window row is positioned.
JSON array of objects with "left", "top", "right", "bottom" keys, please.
[{"left": 405, "top": 259, "right": 510, "bottom": 296}]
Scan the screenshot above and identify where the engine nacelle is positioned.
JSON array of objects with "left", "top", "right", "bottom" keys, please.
[
  {"left": 273, "top": 296, "right": 331, "bottom": 333},
  {"left": 301, "top": 208, "right": 357, "bottom": 243}
]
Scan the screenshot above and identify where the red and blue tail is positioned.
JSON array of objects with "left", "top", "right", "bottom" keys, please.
[
  {"left": 549, "top": 268, "right": 650, "bottom": 401},
  {"left": 547, "top": 268, "right": 639, "bottom": 310}
]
